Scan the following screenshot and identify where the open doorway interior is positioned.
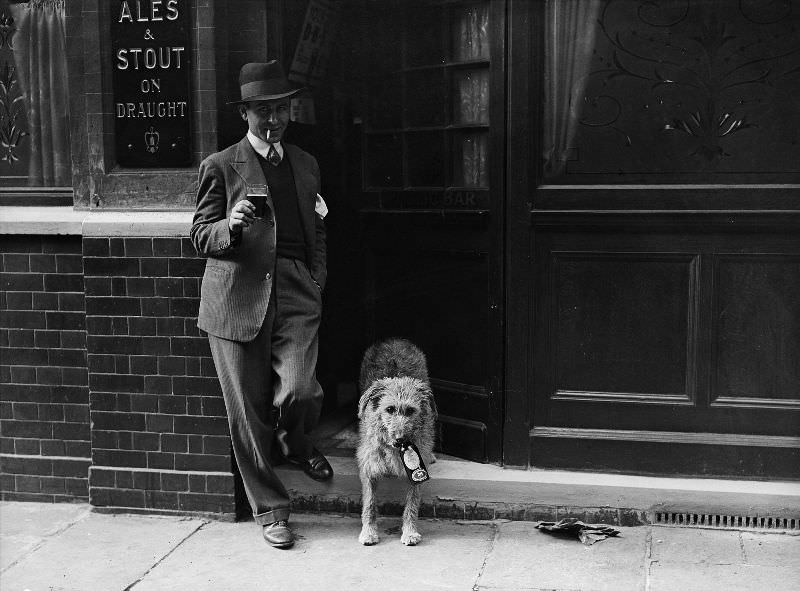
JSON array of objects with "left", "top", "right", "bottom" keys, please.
[{"left": 218, "top": 0, "right": 500, "bottom": 463}]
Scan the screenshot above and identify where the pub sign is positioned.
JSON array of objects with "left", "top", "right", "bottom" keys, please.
[{"left": 111, "top": 0, "right": 192, "bottom": 167}]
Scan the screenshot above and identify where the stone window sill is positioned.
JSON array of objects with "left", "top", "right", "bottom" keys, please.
[{"left": 0, "top": 207, "right": 194, "bottom": 237}]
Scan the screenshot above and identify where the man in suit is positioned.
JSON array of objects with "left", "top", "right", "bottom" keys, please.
[{"left": 191, "top": 61, "right": 332, "bottom": 549}]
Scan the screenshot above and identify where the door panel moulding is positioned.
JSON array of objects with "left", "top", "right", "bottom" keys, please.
[
  {"left": 531, "top": 427, "right": 800, "bottom": 449},
  {"left": 552, "top": 390, "right": 694, "bottom": 405}
]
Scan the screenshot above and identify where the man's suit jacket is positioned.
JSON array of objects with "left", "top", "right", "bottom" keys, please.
[{"left": 191, "top": 137, "right": 326, "bottom": 342}]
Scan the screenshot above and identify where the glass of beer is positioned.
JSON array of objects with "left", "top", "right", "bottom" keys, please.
[{"left": 247, "top": 184, "right": 268, "bottom": 218}]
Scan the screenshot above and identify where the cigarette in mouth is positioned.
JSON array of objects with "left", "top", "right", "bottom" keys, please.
[{"left": 266, "top": 129, "right": 271, "bottom": 140}]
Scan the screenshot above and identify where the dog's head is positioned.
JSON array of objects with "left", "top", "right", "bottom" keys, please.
[{"left": 358, "top": 376, "right": 438, "bottom": 445}]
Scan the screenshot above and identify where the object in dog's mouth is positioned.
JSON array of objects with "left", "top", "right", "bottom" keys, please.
[{"left": 394, "top": 440, "right": 430, "bottom": 483}]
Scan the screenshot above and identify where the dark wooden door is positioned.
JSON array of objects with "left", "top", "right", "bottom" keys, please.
[
  {"left": 347, "top": 0, "right": 507, "bottom": 463},
  {"left": 507, "top": 0, "right": 800, "bottom": 477}
]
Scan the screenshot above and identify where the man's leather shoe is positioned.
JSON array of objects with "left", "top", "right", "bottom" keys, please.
[
  {"left": 274, "top": 430, "right": 333, "bottom": 481},
  {"left": 263, "top": 520, "right": 294, "bottom": 548},
  {"left": 299, "top": 448, "right": 333, "bottom": 481}
]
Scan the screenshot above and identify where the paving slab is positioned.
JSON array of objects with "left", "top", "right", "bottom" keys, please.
[
  {"left": 648, "top": 562, "right": 800, "bottom": 591},
  {"left": 740, "top": 531, "right": 800, "bottom": 566},
  {"left": 3, "top": 502, "right": 799, "bottom": 591},
  {"left": 0, "top": 502, "right": 89, "bottom": 571},
  {"left": 647, "top": 527, "right": 800, "bottom": 591},
  {"left": 475, "top": 521, "right": 648, "bottom": 591},
  {"left": 650, "top": 526, "right": 745, "bottom": 564},
  {"left": 0, "top": 511, "right": 205, "bottom": 591},
  {"left": 133, "top": 513, "right": 495, "bottom": 591}
]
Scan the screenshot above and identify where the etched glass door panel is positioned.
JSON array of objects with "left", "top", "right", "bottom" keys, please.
[{"left": 542, "top": 0, "right": 800, "bottom": 183}]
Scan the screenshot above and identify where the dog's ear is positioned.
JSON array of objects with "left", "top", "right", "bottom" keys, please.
[
  {"left": 358, "top": 382, "right": 384, "bottom": 419},
  {"left": 421, "top": 383, "right": 438, "bottom": 421}
]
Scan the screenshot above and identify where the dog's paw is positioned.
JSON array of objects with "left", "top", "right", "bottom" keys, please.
[
  {"left": 359, "top": 527, "right": 380, "bottom": 546},
  {"left": 400, "top": 530, "right": 422, "bottom": 546}
]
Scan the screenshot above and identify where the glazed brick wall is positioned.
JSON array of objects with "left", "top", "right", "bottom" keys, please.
[
  {"left": 0, "top": 235, "right": 91, "bottom": 502},
  {"left": 83, "top": 236, "right": 236, "bottom": 516}
]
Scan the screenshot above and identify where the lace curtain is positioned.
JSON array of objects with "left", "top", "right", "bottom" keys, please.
[
  {"left": 10, "top": 0, "right": 70, "bottom": 186},
  {"left": 454, "top": 2, "right": 489, "bottom": 61},
  {"left": 454, "top": 3, "right": 489, "bottom": 188},
  {"left": 542, "top": 0, "right": 602, "bottom": 178}
]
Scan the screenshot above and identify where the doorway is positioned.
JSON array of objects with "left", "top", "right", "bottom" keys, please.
[{"left": 276, "top": 0, "right": 507, "bottom": 463}]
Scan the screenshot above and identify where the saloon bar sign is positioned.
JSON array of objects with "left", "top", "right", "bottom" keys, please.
[{"left": 111, "top": 0, "right": 191, "bottom": 167}]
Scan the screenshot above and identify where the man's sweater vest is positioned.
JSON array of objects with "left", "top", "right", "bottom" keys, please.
[{"left": 258, "top": 151, "right": 307, "bottom": 262}]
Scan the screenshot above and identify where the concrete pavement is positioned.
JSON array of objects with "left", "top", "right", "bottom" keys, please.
[{"left": 2, "top": 501, "right": 799, "bottom": 591}]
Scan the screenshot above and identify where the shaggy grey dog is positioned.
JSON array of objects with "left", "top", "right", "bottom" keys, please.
[{"left": 356, "top": 338, "right": 437, "bottom": 546}]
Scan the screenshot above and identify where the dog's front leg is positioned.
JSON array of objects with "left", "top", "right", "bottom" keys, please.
[
  {"left": 400, "top": 483, "right": 422, "bottom": 546},
  {"left": 359, "top": 474, "right": 380, "bottom": 545}
]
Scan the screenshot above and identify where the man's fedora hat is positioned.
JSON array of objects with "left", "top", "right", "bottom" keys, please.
[{"left": 227, "top": 61, "right": 306, "bottom": 105}]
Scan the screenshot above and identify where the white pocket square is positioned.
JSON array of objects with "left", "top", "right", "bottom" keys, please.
[{"left": 315, "top": 193, "right": 328, "bottom": 218}]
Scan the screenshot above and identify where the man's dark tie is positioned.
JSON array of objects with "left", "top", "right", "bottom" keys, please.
[{"left": 267, "top": 145, "right": 281, "bottom": 166}]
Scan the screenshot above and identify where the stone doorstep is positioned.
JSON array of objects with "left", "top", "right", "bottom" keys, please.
[
  {"left": 276, "top": 455, "right": 800, "bottom": 527},
  {"left": 77, "top": 455, "right": 800, "bottom": 528}
]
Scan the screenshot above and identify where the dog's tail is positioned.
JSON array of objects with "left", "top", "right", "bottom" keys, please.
[{"left": 358, "top": 337, "right": 428, "bottom": 395}]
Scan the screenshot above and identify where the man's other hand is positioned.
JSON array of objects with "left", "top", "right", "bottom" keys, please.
[{"left": 229, "top": 200, "right": 256, "bottom": 233}]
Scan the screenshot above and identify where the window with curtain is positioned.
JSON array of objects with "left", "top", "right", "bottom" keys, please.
[
  {"left": 0, "top": 0, "right": 70, "bottom": 190},
  {"left": 543, "top": 0, "right": 800, "bottom": 184}
]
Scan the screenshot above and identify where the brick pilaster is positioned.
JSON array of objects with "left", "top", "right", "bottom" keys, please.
[
  {"left": 83, "top": 236, "right": 236, "bottom": 516},
  {"left": 0, "top": 235, "right": 90, "bottom": 502}
]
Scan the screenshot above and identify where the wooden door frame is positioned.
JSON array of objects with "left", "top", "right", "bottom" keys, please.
[
  {"left": 483, "top": 0, "right": 509, "bottom": 465},
  {"left": 502, "top": 0, "right": 540, "bottom": 467}
]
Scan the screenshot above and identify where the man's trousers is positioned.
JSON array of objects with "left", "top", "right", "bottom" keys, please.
[{"left": 207, "top": 256, "right": 324, "bottom": 525}]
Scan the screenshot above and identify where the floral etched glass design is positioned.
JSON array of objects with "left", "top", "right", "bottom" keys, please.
[{"left": 542, "top": 0, "right": 800, "bottom": 183}]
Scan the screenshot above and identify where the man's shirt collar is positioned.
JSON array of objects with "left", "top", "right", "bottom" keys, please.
[{"left": 247, "top": 130, "right": 283, "bottom": 160}]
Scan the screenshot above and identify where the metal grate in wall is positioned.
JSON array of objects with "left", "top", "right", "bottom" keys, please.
[{"left": 654, "top": 512, "right": 799, "bottom": 531}]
